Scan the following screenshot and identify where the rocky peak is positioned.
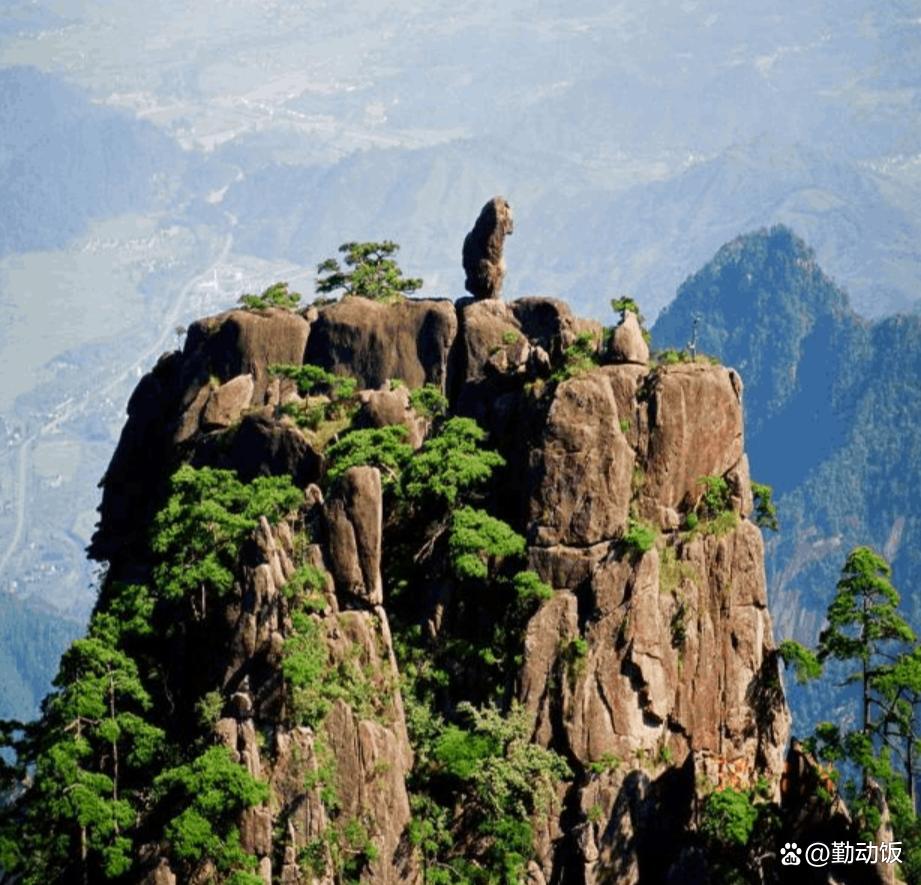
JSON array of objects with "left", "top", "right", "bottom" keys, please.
[{"left": 68, "top": 290, "right": 871, "bottom": 884}]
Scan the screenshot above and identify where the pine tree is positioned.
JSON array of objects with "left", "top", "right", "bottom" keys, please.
[{"left": 316, "top": 241, "right": 422, "bottom": 303}]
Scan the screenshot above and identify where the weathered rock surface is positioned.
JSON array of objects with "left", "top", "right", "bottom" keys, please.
[
  {"left": 641, "top": 363, "right": 744, "bottom": 513},
  {"left": 201, "top": 373, "right": 255, "bottom": 429},
  {"left": 609, "top": 311, "right": 650, "bottom": 365},
  {"left": 324, "top": 466, "right": 384, "bottom": 605},
  {"left": 528, "top": 370, "right": 634, "bottom": 546},
  {"left": 354, "top": 385, "right": 427, "bottom": 448},
  {"left": 462, "top": 195, "right": 514, "bottom": 300},
  {"left": 185, "top": 307, "right": 311, "bottom": 405},
  {"left": 305, "top": 297, "right": 457, "bottom": 390},
  {"left": 91, "top": 293, "right": 822, "bottom": 884}
]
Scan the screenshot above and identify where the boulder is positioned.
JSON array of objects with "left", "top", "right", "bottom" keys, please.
[
  {"left": 201, "top": 373, "right": 255, "bottom": 429},
  {"left": 305, "top": 297, "right": 457, "bottom": 390},
  {"left": 354, "top": 385, "right": 427, "bottom": 449},
  {"left": 609, "top": 312, "right": 649, "bottom": 365},
  {"left": 184, "top": 307, "right": 310, "bottom": 404},
  {"left": 191, "top": 411, "right": 322, "bottom": 489},
  {"left": 324, "top": 466, "right": 384, "bottom": 605}
]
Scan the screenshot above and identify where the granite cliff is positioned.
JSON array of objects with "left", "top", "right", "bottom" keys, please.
[{"left": 3, "top": 291, "right": 883, "bottom": 883}]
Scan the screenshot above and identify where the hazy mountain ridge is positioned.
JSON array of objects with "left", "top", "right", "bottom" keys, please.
[{"left": 0, "top": 66, "right": 184, "bottom": 257}]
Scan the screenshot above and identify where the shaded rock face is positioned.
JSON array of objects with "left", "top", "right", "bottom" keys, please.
[
  {"left": 324, "top": 466, "right": 384, "bottom": 606},
  {"left": 90, "top": 307, "right": 313, "bottom": 571},
  {"left": 462, "top": 195, "right": 514, "bottom": 300},
  {"left": 305, "top": 297, "right": 457, "bottom": 390},
  {"left": 641, "top": 363, "right": 745, "bottom": 514},
  {"left": 92, "top": 294, "right": 801, "bottom": 884}
]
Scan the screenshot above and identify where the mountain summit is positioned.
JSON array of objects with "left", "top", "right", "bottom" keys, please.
[{"left": 1, "top": 286, "right": 893, "bottom": 883}]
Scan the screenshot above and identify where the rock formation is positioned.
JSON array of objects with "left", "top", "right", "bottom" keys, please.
[
  {"left": 15, "top": 287, "right": 887, "bottom": 884},
  {"left": 462, "top": 195, "right": 514, "bottom": 300}
]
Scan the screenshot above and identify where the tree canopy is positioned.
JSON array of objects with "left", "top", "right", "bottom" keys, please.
[{"left": 316, "top": 241, "right": 422, "bottom": 303}]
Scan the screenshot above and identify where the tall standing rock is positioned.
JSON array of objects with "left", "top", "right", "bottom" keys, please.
[{"left": 462, "top": 196, "right": 514, "bottom": 300}]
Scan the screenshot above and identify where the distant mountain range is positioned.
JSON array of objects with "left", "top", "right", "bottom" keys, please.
[
  {"left": 0, "top": 66, "right": 182, "bottom": 256},
  {"left": 207, "top": 137, "right": 921, "bottom": 322},
  {"left": 0, "top": 593, "right": 79, "bottom": 721}
]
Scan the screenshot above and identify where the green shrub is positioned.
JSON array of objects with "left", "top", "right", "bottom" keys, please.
[
  {"left": 704, "top": 510, "right": 738, "bottom": 537},
  {"left": 751, "top": 481, "right": 779, "bottom": 531},
  {"left": 155, "top": 746, "right": 268, "bottom": 871},
  {"left": 270, "top": 363, "right": 356, "bottom": 402},
  {"left": 513, "top": 571, "right": 553, "bottom": 606},
  {"left": 238, "top": 281, "right": 301, "bottom": 311},
  {"left": 610, "top": 296, "right": 641, "bottom": 318},
  {"left": 623, "top": 517, "right": 656, "bottom": 554},
  {"left": 408, "top": 383, "right": 448, "bottom": 419},
  {"left": 698, "top": 474, "right": 731, "bottom": 517},
  {"left": 151, "top": 466, "right": 303, "bottom": 610},
  {"left": 657, "top": 348, "right": 685, "bottom": 365},
  {"left": 403, "top": 417, "right": 504, "bottom": 505},
  {"left": 699, "top": 787, "right": 759, "bottom": 848},
  {"left": 561, "top": 637, "right": 589, "bottom": 687},
  {"left": 449, "top": 507, "right": 526, "bottom": 581},
  {"left": 316, "top": 241, "right": 422, "bottom": 303},
  {"left": 324, "top": 425, "right": 413, "bottom": 489},
  {"left": 551, "top": 332, "right": 598, "bottom": 382},
  {"left": 587, "top": 753, "right": 621, "bottom": 776},
  {"left": 778, "top": 639, "right": 822, "bottom": 684}
]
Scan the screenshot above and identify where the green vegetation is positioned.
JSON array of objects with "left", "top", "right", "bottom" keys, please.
[
  {"left": 611, "top": 296, "right": 641, "bottom": 319},
  {"left": 412, "top": 702, "right": 571, "bottom": 883},
  {"left": 586, "top": 752, "right": 621, "bottom": 776},
  {"left": 659, "top": 546, "right": 697, "bottom": 597},
  {"left": 681, "top": 474, "right": 738, "bottom": 538},
  {"left": 316, "top": 241, "right": 422, "bottom": 303},
  {"left": 623, "top": 516, "right": 656, "bottom": 554},
  {"left": 325, "top": 425, "right": 414, "bottom": 489},
  {"left": 777, "top": 640, "right": 821, "bottom": 684},
  {"left": 449, "top": 507, "right": 526, "bottom": 581},
  {"left": 750, "top": 481, "right": 778, "bottom": 531},
  {"left": 779, "top": 547, "right": 921, "bottom": 878},
  {"left": 409, "top": 383, "right": 449, "bottom": 419},
  {"left": 551, "top": 332, "right": 598, "bottom": 382},
  {"left": 238, "top": 280, "right": 301, "bottom": 311},
  {"left": 561, "top": 637, "right": 589, "bottom": 687},
  {"left": 154, "top": 746, "right": 268, "bottom": 874},
  {"left": 270, "top": 362, "right": 359, "bottom": 435},
  {"left": 0, "top": 465, "right": 308, "bottom": 881},
  {"left": 403, "top": 418, "right": 505, "bottom": 505},
  {"left": 698, "top": 474, "right": 731, "bottom": 517},
  {"left": 150, "top": 465, "right": 303, "bottom": 616},
  {"left": 270, "top": 362, "right": 357, "bottom": 404},
  {"left": 610, "top": 295, "right": 652, "bottom": 345},
  {"left": 700, "top": 787, "right": 759, "bottom": 847},
  {"left": 697, "top": 780, "right": 778, "bottom": 883}
]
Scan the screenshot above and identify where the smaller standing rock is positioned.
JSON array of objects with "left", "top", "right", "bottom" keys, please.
[{"left": 609, "top": 312, "right": 649, "bottom": 365}]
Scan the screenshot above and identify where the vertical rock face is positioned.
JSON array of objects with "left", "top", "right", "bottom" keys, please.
[
  {"left": 516, "top": 349, "right": 789, "bottom": 883},
  {"left": 90, "top": 293, "right": 799, "bottom": 884}
]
